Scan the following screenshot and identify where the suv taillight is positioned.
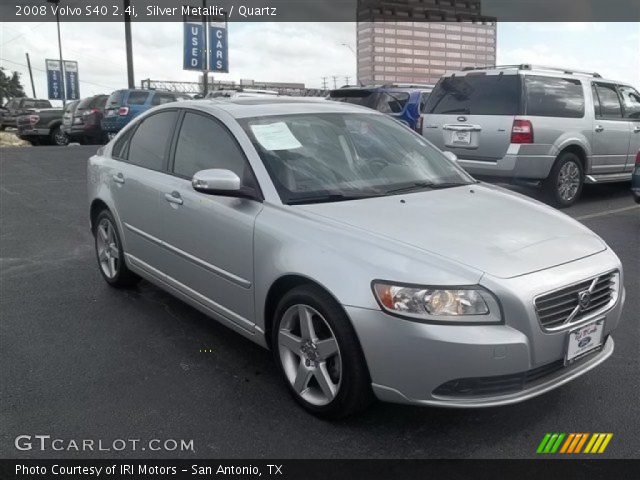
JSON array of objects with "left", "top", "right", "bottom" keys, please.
[
  {"left": 511, "top": 119, "right": 534, "bottom": 144},
  {"left": 28, "top": 115, "right": 39, "bottom": 125},
  {"left": 636, "top": 150, "right": 640, "bottom": 165},
  {"left": 118, "top": 106, "right": 129, "bottom": 116},
  {"left": 415, "top": 116, "right": 423, "bottom": 134}
]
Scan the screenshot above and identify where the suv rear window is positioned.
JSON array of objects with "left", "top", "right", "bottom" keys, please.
[
  {"left": 524, "top": 75, "right": 584, "bottom": 118},
  {"left": 424, "top": 74, "right": 521, "bottom": 115},
  {"left": 126, "top": 91, "right": 150, "bottom": 105},
  {"left": 376, "top": 92, "right": 410, "bottom": 114},
  {"left": 106, "top": 91, "right": 124, "bottom": 109}
]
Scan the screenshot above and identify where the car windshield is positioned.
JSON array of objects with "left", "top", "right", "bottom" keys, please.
[{"left": 240, "top": 112, "right": 474, "bottom": 204}]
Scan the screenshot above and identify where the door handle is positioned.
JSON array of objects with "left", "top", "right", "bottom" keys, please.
[
  {"left": 164, "top": 191, "right": 183, "bottom": 205},
  {"left": 594, "top": 125, "right": 604, "bottom": 132},
  {"left": 112, "top": 172, "right": 125, "bottom": 184}
]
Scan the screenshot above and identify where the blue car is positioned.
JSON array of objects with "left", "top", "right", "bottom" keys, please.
[
  {"left": 328, "top": 84, "right": 433, "bottom": 131},
  {"left": 101, "top": 89, "right": 188, "bottom": 138},
  {"left": 632, "top": 150, "right": 640, "bottom": 204}
]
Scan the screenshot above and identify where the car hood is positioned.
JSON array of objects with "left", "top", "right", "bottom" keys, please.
[{"left": 295, "top": 184, "right": 606, "bottom": 279}]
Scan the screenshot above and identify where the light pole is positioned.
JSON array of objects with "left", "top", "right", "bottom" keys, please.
[
  {"left": 124, "top": 0, "right": 135, "bottom": 88},
  {"left": 47, "top": 0, "right": 66, "bottom": 105},
  {"left": 341, "top": 43, "right": 357, "bottom": 85}
]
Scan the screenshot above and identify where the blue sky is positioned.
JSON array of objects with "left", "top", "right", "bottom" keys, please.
[{"left": 1, "top": 22, "right": 638, "bottom": 101}]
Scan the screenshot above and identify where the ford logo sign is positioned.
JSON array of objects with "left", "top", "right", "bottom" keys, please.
[
  {"left": 578, "top": 337, "right": 592, "bottom": 348},
  {"left": 457, "top": 116, "right": 467, "bottom": 122}
]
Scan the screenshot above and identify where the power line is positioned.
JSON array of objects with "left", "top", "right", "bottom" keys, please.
[
  {"left": 0, "top": 23, "right": 46, "bottom": 47},
  {"left": 0, "top": 57, "right": 119, "bottom": 91}
]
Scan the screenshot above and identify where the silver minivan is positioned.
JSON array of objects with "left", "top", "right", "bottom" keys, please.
[{"left": 421, "top": 65, "right": 640, "bottom": 206}]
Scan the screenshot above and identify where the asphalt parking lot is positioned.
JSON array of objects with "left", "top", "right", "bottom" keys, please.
[{"left": 1, "top": 145, "right": 638, "bottom": 459}]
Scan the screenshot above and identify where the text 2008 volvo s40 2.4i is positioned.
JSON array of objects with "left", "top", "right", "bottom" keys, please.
[{"left": 87, "top": 98, "right": 625, "bottom": 418}]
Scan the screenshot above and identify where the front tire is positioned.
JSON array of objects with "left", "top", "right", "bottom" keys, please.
[
  {"left": 271, "top": 285, "right": 373, "bottom": 419},
  {"left": 544, "top": 152, "right": 584, "bottom": 208},
  {"left": 93, "top": 210, "right": 139, "bottom": 288}
]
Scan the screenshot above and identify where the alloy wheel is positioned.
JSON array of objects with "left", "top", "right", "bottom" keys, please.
[
  {"left": 54, "top": 129, "right": 68, "bottom": 146},
  {"left": 278, "top": 304, "right": 342, "bottom": 406},
  {"left": 96, "top": 218, "right": 120, "bottom": 279},
  {"left": 557, "top": 161, "right": 581, "bottom": 202}
]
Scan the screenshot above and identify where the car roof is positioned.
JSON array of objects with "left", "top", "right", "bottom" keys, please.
[
  {"left": 162, "top": 97, "right": 377, "bottom": 118},
  {"left": 442, "top": 65, "right": 621, "bottom": 84}
]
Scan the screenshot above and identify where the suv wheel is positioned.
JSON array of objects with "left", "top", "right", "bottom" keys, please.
[
  {"left": 271, "top": 285, "right": 373, "bottom": 419},
  {"left": 50, "top": 126, "right": 69, "bottom": 146},
  {"left": 545, "top": 152, "right": 584, "bottom": 208},
  {"left": 93, "top": 210, "right": 139, "bottom": 287}
]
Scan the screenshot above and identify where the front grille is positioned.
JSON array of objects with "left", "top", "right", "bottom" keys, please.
[
  {"left": 433, "top": 360, "right": 566, "bottom": 397},
  {"left": 534, "top": 271, "right": 617, "bottom": 331}
]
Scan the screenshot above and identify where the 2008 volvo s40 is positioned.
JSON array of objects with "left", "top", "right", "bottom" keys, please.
[{"left": 88, "top": 98, "right": 625, "bottom": 418}]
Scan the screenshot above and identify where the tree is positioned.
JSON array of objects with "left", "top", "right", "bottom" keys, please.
[{"left": 0, "top": 67, "right": 26, "bottom": 105}]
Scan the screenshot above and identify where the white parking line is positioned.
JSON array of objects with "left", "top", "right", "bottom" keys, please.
[{"left": 574, "top": 205, "right": 640, "bottom": 221}]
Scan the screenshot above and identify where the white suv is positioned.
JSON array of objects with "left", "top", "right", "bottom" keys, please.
[{"left": 421, "top": 65, "right": 640, "bottom": 207}]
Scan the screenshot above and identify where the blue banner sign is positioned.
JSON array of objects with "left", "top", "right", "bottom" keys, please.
[
  {"left": 45, "top": 59, "right": 63, "bottom": 100},
  {"left": 208, "top": 21, "right": 228, "bottom": 73},
  {"left": 64, "top": 60, "right": 80, "bottom": 100},
  {"left": 183, "top": 19, "right": 205, "bottom": 71}
]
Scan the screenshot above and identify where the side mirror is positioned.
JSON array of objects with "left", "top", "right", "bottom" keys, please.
[
  {"left": 192, "top": 169, "right": 241, "bottom": 195},
  {"left": 443, "top": 151, "right": 458, "bottom": 164}
]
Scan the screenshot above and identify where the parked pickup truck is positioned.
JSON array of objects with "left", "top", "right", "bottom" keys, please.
[
  {"left": 16, "top": 107, "right": 66, "bottom": 146},
  {"left": 1, "top": 98, "right": 53, "bottom": 130}
]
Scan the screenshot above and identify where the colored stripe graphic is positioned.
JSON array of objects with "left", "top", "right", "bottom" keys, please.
[{"left": 537, "top": 433, "right": 613, "bottom": 454}]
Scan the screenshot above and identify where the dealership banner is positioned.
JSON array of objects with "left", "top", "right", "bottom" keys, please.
[
  {"left": 208, "top": 19, "right": 229, "bottom": 73},
  {"left": 182, "top": 17, "right": 205, "bottom": 71},
  {"left": 63, "top": 60, "right": 80, "bottom": 100},
  {"left": 45, "top": 59, "right": 63, "bottom": 100}
]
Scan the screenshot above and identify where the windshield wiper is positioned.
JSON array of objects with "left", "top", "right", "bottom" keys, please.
[
  {"left": 384, "top": 181, "right": 471, "bottom": 195},
  {"left": 286, "top": 193, "right": 375, "bottom": 205}
]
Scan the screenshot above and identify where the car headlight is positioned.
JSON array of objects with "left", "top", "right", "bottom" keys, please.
[{"left": 372, "top": 281, "right": 502, "bottom": 324}]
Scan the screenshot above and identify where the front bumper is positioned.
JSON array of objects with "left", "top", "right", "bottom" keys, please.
[{"left": 347, "top": 250, "right": 625, "bottom": 407}]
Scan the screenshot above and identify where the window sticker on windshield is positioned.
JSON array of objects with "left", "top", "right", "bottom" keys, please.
[{"left": 251, "top": 122, "right": 302, "bottom": 150}]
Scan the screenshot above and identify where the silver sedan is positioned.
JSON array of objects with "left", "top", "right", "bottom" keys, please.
[{"left": 88, "top": 98, "right": 625, "bottom": 418}]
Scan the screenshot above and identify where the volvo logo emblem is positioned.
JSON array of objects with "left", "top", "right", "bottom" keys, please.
[
  {"left": 457, "top": 116, "right": 467, "bottom": 122},
  {"left": 578, "top": 290, "right": 591, "bottom": 310}
]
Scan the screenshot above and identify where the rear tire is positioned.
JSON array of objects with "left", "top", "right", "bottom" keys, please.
[
  {"left": 50, "top": 126, "right": 69, "bottom": 146},
  {"left": 544, "top": 152, "right": 584, "bottom": 208},
  {"left": 93, "top": 210, "right": 139, "bottom": 288},
  {"left": 271, "top": 284, "right": 373, "bottom": 419}
]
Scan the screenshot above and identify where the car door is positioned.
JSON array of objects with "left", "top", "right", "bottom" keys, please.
[
  {"left": 617, "top": 85, "right": 640, "bottom": 171},
  {"left": 159, "top": 110, "right": 263, "bottom": 332},
  {"left": 109, "top": 110, "right": 179, "bottom": 272},
  {"left": 590, "top": 82, "right": 630, "bottom": 174}
]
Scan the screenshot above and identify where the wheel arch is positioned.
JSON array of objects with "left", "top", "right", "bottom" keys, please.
[
  {"left": 557, "top": 144, "right": 588, "bottom": 172},
  {"left": 263, "top": 274, "right": 346, "bottom": 350},
  {"left": 89, "top": 198, "right": 110, "bottom": 232}
]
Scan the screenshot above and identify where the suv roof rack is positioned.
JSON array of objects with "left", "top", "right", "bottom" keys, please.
[
  {"left": 381, "top": 83, "right": 435, "bottom": 89},
  {"left": 461, "top": 64, "right": 601, "bottom": 78}
]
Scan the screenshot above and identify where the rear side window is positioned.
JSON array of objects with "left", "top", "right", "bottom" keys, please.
[
  {"left": 151, "top": 92, "right": 177, "bottom": 106},
  {"left": 90, "top": 95, "right": 108, "bottom": 109},
  {"left": 35, "top": 100, "right": 51, "bottom": 108},
  {"left": 424, "top": 74, "right": 521, "bottom": 115},
  {"left": 127, "top": 111, "right": 177, "bottom": 170},
  {"left": 112, "top": 127, "right": 135, "bottom": 160},
  {"left": 524, "top": 76, "right": 584, "bottom": 118},
  {"left": 172, "top": 112, "right": 248, "bottom": 180},
  {"left": 22, "top": 100, "right": 36, "bottom": 108},
  {"left": 593, "top": 83, "right": 622, "bottom": 118},
  {"left": 618, "top": 86, "right": 640, "bottom": 119},
  {"left": 328, "top": 90, "right": 378, "bottom": 109},
  {"left": 376, "top": 92, "right": 410, "bottom": 114},
  {"left": 419, "top": 92, "right": 429, "bottom": 112},
  {"left": 126, "top": 91, "right": 150, "bottom": 105}
]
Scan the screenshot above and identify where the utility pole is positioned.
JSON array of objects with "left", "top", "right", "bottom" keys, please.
[
  {"left": 321, "top": 76, "right": 328, "bottom": 90},
  {"left": 332, "top": 75, "right": 338, "bottom": 89},
  {"left": 123, "top": 0, "right": 135, "bottom": 88},
  {"left": 25, "top": 53, "right": 36, "bottom": 97},
  {"left": 47, "top": 0, "right": 66, "bottom": 105},
  {"left": 201, "top": 0, "right": 208, "bottom": 96},
  {"left": 344, "top": 75, "right": 350, "bottom": 85}
]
